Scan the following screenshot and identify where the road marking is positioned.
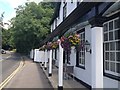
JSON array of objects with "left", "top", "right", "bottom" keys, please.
[
  {"left": 0, "top": 55, "right": 11, "bottom": 62},
  {"left": 0, "top": 60, "right": 24, "bottom": 90}
]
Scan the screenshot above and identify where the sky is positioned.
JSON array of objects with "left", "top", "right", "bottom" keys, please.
[{"left": 0, "top": 0, "right": 43, "bottom": 29}]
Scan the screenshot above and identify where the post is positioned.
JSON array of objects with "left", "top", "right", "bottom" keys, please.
[
  {"left": 44, "top": 49, "right": 47, "bottom": 70},
  {"left": 58, "top": 39, "right": 63, "bottom": 90},
  {"left": 91, "top": 27, "right": 103, "bottom": 88},
  {"left": 42, "top": 50, "right": 45, "bottom": 66},
  {"left": 48, "top": 50, "right": 52, "bottom": 77}
]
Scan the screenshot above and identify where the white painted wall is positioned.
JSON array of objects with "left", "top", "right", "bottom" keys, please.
[
  {"left": 91, "top": 27, "right": 103, "bottom": 88},
  {"left": 51, "top": 1, "right": 78, "bottom": 32},
  {"left": 50, "top": 1, "right": 120, "bottom": 88},
  {"left": 67, "top": 2, "right": 77, "bottom": 17},
  {"left": 39, "top": 51, "right": 44, "bottom": 62},
  {"left": 68, "top": 25, "right": 92, "bottom": 86},
  {"left": 30, "top": 49, "right": 34, "bottom": 59},
  {"left": 104, "top": 77, "right": 120, "bottom": 88},
  {"left": 34, "top": 49, "right": 41, "bottom": 62}
]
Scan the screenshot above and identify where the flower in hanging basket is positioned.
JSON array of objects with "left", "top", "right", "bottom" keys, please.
[
  {"left": 60, "top": 36, "right": 71, "bottom": 54},
  {"left": 46, "top": 42, "right": 52, "bottom": 51},
  {"left": 52, "top": 41, "right": 59, "bottom": 49},
  {"left": 68, "top": 34, "right": 80, "bottom": 47}
]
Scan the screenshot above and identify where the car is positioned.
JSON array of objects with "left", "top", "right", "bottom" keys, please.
[{"left": 1, "top": 49, "right": 6, "bottom": 54}]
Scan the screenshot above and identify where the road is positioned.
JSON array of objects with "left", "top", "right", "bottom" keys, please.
[{"left": 0, "top": 51, "right": 21, "bottom": 83}]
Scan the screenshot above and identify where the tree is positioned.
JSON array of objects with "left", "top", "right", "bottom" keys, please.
[{"left": 9, "top": 2, "right": 55, "bottom": 54}]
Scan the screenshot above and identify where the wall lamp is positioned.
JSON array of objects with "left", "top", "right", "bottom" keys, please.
[{"left": 84, "top": 40, "right": 91, "bottom": 54}]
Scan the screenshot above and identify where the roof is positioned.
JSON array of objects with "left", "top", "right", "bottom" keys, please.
[{"left": 40, "top": 2, "right": 114, "bottom": 47}]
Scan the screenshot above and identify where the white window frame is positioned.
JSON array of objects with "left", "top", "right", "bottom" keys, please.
[{"left": 103, "top": 17, "right": 120, "bottom": 77}]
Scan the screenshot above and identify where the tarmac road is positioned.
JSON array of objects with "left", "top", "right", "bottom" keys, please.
[{"left": 0, "top": 52, "right": 21, "bottom": 83}]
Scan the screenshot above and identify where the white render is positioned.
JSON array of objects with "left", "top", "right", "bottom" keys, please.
[
  {"left": 49, "top": 50, "right": 52, "bottom": 75},
  {"left": 44, "top": 50, "right": 48, "bottom": 69},
  {"left": 91, "top": 27, "right": 103, "bottom": 88},
  {"left": 58, "top": 40, "right": 64, "bottom": 87},
  {"left": 39, "top": 51, "right": 44, "bottom": 62},
  {"left": 30, "top": 49, "right": 34, "bottom": 59},
  {"left": 34, "top": 49, "right": 41, "bottom": 62}
]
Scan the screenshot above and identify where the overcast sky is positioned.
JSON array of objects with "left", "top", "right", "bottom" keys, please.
[{"left": 0, "top": 0, "right": 43, "bottom": 29}]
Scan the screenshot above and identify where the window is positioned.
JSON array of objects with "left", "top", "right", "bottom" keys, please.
[
  {"left": 63, "top": 3, "right": 67, "bottom": 20},
  {"left": 55, "top": 19, "right": 57, "bottom": 28},
  {"left": 103, "top": 17, "right": 120, "bottom": 79},
  {"left": 76, "top": 29, "right": 85, "bottom": 69},
  {"left": 55, "top": 49, "right": 57, "bottom": 60}
]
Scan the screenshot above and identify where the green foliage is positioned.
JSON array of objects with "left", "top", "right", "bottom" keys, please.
[{"left": 8, "top": 2, "right": 55, "bottom": 54}]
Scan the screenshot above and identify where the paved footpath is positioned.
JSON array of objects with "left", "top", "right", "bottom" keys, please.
[{"left": 3, "top": 57, "right": 53, "bottom": 89}]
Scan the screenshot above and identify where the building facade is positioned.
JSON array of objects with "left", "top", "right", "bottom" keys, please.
[{"left": 41, "top": 1, "right": 120, "bottom": 89}]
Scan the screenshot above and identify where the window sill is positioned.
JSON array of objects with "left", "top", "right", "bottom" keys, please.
[
  {"left": 104, "top": 73, "right": 120, "bottom": 81},
  {"left": 76, "top": 65, "right": 85, "bottom": 69}
]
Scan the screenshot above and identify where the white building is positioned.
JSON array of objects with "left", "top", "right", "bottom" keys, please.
[{"left": 40, "top": 1, "right": 120, "bottom": 89}]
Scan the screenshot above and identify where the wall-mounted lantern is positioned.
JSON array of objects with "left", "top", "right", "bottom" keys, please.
[{"left": 84, "top": 40, "right": 91, "bottom": 54}]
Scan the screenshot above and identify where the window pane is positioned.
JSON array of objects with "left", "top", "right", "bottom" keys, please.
[
  {"left": 115, "top": 30, "right": 120, "bottom": 40},
  {"left": 79, "top": 52, "right": 81, "bottom": 57},
  {"left": 114, "top": 19, "right": 119, "bottom": 29},
  {"left": 109, "top": 21, "right": 113, "bottom": 31},
  {"left": 109, "top": 32, "right": 114, "bottom": 40},
  {"left": 110, "top": 52, "right": 115, "bottom": 61},
  {"left": 105, "top": 61, "right": 109, "bottom": 70},
  {"left": 79, "top": 58, "right": 82, "bottom": 63},
  {"left": 105, "top": 52, "right": 109, "bottom": 60},
  {"left": 110, "top": 42, "right": 115, "bottom": 50},
  {"left": 104, "top": 23, "right": 108, "bottom": 32},
  {"left": 104, "top": 33, "right": 108, "bottom": 41},
  {"left": 110, "top": 62, "right": 115, "bottom": 72},
  {"left": 116, "top": 63, "right": 120, "bottom": 73},
  {"left": 105, "top": 43, "right": 109, "bottom": 51},
  {"left": 116, "top": 52, "right": 120, "bottom": 62},
  {"left": 116, "top": 41, "right": 120, "bottom": 50},
  {"left": 83, "top": 33, "right": 85, "bottom": 39}
]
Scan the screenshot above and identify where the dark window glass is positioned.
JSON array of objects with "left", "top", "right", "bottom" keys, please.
[
  {"left": 105, "top": 52, "right": 109, "bottom": 60},
  {"left": 55, "top": 49, "right": 57, "bottom": 59},
  {"left": 109, "top": 32, "right": 114, "bottom": 40},
  {"left": 109, "top": 21, "right": 113, "bottom": 31},
  {"left": 110, "top": 52, "right": 115, "bottom": 61},
  {"left": 63, "top": 4, "right": 67, "bottom": 20},
  {"left": 116, "top": 41, "right": 120, "bottom": 50},
  {"left": 110, "top": 42, "right": 115, "bottom": 50},
  {"left": 104, "top": 24, "right": 108, "bottom": 32},
  {"left": 104, "top": 33, "right": 108, "bottom": 41},
  {"left": 116, "top": 63, "right": 120, "bottom": 73},
  {"left": 110, "top": 62, "right": 115, "bottom": 72},
  {"left": 105, "top": 61, "right": 109, "bottom": 70},
  {"left": 115, "top": 30, "right": 120, "bottom": 40},
  {"left": 105, "top": 43, "right": 109, "bottom": 51},
  {"left": 114, "top": 19, "right": 119, "bottom": 29},
  {"left": 116, "top": 52, "right": 120, "bottom": 62}
]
